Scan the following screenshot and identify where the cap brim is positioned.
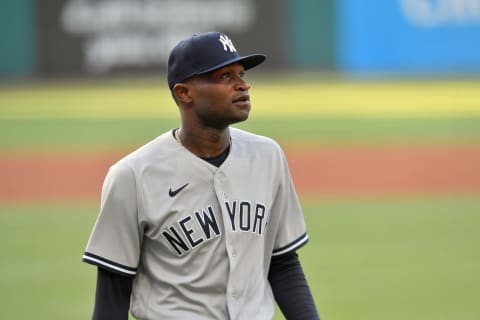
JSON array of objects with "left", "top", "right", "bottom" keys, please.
[{"left": 197, "top": 54, "right": 266, "bottom": 76}]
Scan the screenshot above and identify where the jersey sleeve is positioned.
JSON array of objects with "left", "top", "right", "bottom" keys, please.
[
  {"left": 271, "top": 147, "right": 309, "bottom": 257},
  {"left": 83, "top": 162, "right": 143, "bottom": 276}
]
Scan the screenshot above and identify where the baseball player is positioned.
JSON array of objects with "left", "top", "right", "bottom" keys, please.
[{"left": 83, "top": 32, "right": 319, "bottom": 320}]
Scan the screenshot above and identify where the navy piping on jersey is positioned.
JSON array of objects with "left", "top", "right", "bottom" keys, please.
[
  {"left": 272, "top": 233, "right": 309, "bottom": 257},
  {"left": 83, "top": 252, "right": 137, "bottom": 276}
]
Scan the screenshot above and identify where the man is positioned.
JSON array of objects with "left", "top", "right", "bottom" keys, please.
[{"left": 83, "top": 31, "right": 319, "bottom": 319}]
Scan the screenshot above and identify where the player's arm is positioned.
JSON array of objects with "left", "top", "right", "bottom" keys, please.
[
  {"left": 82, "top": 163, "right": 142, "bottom": 319},
  {"left": 268, "top": 251, "right": 320, "bottom": 320},
  {"left": 92, "top": 267, "right": 133, "bottom": 320}
]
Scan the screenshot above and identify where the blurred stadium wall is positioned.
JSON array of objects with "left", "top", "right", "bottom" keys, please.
[
  {"left": 1, "top": 0, "right": 480, "bottom": 77},
  {"left": 0, "top": 0, "right": 35, "bottom": 76}
]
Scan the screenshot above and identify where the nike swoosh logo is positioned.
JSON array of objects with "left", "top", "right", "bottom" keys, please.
[{"left": 169, "top": 183, "right": 189, "bottom": 197}]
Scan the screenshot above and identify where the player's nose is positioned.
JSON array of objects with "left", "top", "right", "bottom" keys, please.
[{"left": 235, "top": 76, "right": 250, "bottom": 91}]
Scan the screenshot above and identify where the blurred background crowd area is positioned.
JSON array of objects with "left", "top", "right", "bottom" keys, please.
[{"left": 2, "top": 0, "right": 480, "bottom": 79}]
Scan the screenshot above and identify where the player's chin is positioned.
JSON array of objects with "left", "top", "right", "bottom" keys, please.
[
  {"left": 235, "top": 106, "right": 250, "bottom": 121},
  {"left": 232, "top": 101, "right": 251, "bottom": 116},
  {"left": 228, "top": 108, "right": 250, "bottom": 124}
]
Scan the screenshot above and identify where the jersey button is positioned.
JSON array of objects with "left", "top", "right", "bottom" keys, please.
[{"left": 231, "top": 249, "right": 237, "bottom": 258}]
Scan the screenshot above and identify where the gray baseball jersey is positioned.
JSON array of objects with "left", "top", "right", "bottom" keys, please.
[{"left": 83, "top": 127, "right": 309, "bottom": 320}]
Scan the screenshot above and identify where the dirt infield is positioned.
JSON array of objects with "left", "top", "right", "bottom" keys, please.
[{"left": 1, "top": 145, "right": 480, "bottom": 201}]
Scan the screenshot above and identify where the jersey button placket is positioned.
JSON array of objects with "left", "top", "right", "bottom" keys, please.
[
  {"left": 218, "top": 171, "right": 228, "bottom": 199},
  {"left": 232, "top": 291, "right": 239, "bottom": 299},
  {"left": 214, "top": 170, "right": 240, "bottom": 312}
]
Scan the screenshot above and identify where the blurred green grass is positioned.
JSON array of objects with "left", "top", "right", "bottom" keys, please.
[
  {"left": 2, "top": 77, "right": 480, "bottom": 118},
  {"left": 302, "top": 197, "right": 480, "bottom": 320},
  {"left": 2, "top": 117, "right": 480, "bottom": 152},
  {"left": 1, "top": 197, "right": 479, "bottom": 320},
  {"left": 2, "top": 78, "right": 480, "bottom": 152}
]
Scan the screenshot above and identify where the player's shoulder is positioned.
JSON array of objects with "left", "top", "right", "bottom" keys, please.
[
  {"left": 109, "top": 130, "right": 177, "bottom": 171},
  {"left": 230, "top": 127, "right": 281, "bottom": 149},
  {"left": 230, "top": 127, "right": 285, "bottom": 157}
]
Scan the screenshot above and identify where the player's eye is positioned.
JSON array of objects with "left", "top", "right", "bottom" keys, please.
[{"left": 221, "top": 72, "right": 231, "bottom": 79}]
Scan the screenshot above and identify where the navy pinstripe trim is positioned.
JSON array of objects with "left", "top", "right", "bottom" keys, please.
[
  {"left": 272, "top": 233, "right": 309, "bottom": 256},
  {"left": 83, "top": 252, "right": 137, "bottom": 276}
]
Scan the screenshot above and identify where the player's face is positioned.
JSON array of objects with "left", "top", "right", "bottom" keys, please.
[{"left": 188, "top": 63, "right": 251, "bottom": 129}]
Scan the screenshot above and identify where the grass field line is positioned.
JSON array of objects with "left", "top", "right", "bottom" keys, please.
[{"left": 1, "top": 80, "right": 480, "bottom": 119}]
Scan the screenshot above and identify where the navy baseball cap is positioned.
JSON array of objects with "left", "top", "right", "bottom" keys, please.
[{"left": 167, "top": 32, "right": 266, "bottom": 89}]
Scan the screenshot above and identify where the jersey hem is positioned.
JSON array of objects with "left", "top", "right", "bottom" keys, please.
[
  {"left": 83, "top": 252, "right": 137, "bottom": 276},
  {"left": 272, "top": 233, "right": 309, "bottom": 257}
]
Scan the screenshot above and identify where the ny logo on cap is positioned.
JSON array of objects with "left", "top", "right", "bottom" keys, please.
[{"left": 219, "top": 34, "right": 236, "bottom": 53}]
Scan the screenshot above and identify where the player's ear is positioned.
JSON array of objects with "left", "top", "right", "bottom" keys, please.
[{"left": 172, "top": 83, "right": 193, "bottom": 104}]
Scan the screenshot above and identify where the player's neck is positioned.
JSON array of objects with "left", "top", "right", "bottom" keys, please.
[{"left": 176, "top": 127, "right": 231, "bottom": 158}]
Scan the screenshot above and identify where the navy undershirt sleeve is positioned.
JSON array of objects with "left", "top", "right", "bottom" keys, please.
[
  {"left": 269, "top": 251, "right": 320, "bottom": 320},
  {"left": 92, "top": 267, "right": 133, "bottom": 320}
]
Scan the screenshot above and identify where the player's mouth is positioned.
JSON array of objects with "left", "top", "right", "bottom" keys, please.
[{"left": 232, "top": 94, "right": 250, "bottom": 107}]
